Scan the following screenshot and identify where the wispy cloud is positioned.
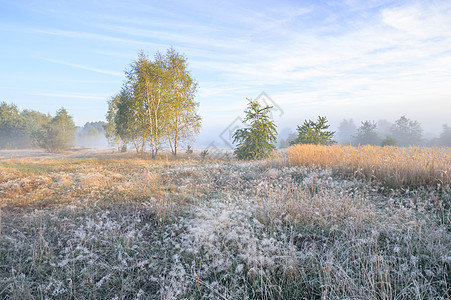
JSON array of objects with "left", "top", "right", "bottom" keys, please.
[
  {"left": 197, "top": 2, "right": 451, "bottom": 96},
  {"left": 33, "top": 91, "right": 109, "bottom": 100},
  {"left": 33, "top": 28, "right": 163, "bottom": 49},
  {"left": 38, "top": 57, "right": 123, "bottom": 77}
]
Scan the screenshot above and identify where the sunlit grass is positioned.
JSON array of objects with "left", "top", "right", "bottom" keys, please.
[{"left": 287, "top": 144, "right": 451, "bottom": 188}]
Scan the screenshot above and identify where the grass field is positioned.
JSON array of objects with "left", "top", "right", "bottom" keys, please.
[
  {"left": 288, "top": 144, "right": 451, "bottom": 188},
  {"left": 1, "top": 148, "right": 450, "bottom": 299}
]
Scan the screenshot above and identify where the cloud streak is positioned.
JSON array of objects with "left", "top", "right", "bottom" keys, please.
[
  {"left": 33, "top": 91, "right": 109, "bottom": 100},
  {"left": 38, "top": 57, "right": 123, "bottom": 77}
]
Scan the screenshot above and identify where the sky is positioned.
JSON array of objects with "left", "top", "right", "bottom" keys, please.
[{"left": 1, "top": 0, "right": 450, "bottom": 146}]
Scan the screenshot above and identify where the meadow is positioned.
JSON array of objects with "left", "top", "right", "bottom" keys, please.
[{"left": 0, "top": 147, "right": 450, "bottom": 299}]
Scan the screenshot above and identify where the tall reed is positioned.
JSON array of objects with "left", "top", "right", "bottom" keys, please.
[{"left": 287, "top": 144, "right": 450, "bottom": 188}]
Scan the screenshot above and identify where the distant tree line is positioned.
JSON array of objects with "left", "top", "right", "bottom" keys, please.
[
  {"left": 0, "top": 102, "right": 50, "bottom": 149},
  {"left": 77, "top": 121, "right": 106, "bottom": 137},
  {"left": 333, "top": 116, "right": 451, "bottom": 147},
  {"left": 278, "top": 116, "right": 451, "bottom": 148},
  {"left": 105, "top": 48, "right": 201, "bottom": 157},
  {"left": 0, "top": 102, "right": 109, "bottom": 152},
  {"left": 0, "top": 102, "right": 77, "bottom": 151}
]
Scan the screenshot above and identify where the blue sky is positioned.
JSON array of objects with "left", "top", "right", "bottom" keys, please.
[{"left": 1, "top": 0, "right": 450, "bottom": 145}]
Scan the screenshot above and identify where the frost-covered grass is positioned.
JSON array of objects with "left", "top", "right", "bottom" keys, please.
[{"left": 1, "top": 153, "right": 450, "bottom": 299}]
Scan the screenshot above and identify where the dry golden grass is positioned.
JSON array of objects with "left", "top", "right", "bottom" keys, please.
[
  {"left": 0, "top": 153, "right": 204, "bottom": 222},
  {"left": 287, "top": 144, "right": 451, "bottom": 187}
]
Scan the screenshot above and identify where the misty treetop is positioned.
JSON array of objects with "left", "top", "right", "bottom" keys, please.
[
  {"left": 77, "top": 121, "right": 106, "bottom": 137},
  {"left": 76, "top": 121, "right": 107, "bottom": 148},
  {"left": 105, "top": 48, "right": 201, "bottom": 157},
  {"left": 353, "top": 121, "right": 381, "bottom": 146},
  {"left": 390, "top": 115, "right": 423, "bottom": 146},
  {"left": 437, "top": 124, "right": 451, "bottom": 146},
  {"left": 336, "top": 119, "right": 356, "bottom": 145}
]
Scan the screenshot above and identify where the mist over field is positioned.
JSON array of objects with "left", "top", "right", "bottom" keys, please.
[{"left": 195, "top": 114, "right": 451, "bottom": 150}]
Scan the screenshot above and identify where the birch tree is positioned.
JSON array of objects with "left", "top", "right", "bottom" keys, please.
[
  {"left": 164, "top": 48, "right": 200, "bottom": 155},
  {"left": 111, "top": 49, "right": 201, "bottom": 157},
  {"left": 115, "top": 86, "right": 146, "bottom": 153},
  {"left": 127, "top": 51, "right": 168, "bottom": 157}
]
